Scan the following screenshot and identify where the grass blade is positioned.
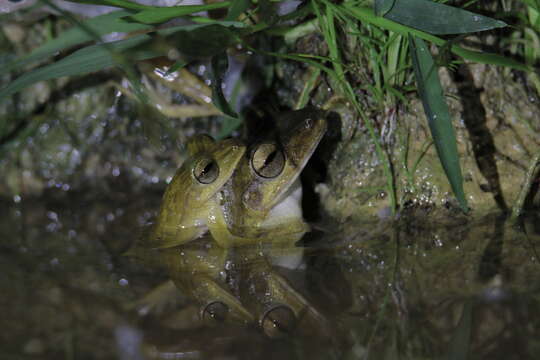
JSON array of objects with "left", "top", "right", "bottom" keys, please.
[
  {"left": 66, "top": 0, "right": 151, "bottom": 10},
  {"left": 0, "top": 24, "right": 239, "bottom": 101},
  {"left": 126, "top": 2, "right": 231, "bottom": 24},
  {"left": 384, "top": 0, "right": 506, "bottom": 35},
  {"left": 409, "top": 34, "right": 469, "bottom": 212},
  {"left": 0, "top": 35, "right": 158, "bottom": 101},
  {"left": 210, "top": 53, "right": 238, "bottom": 118},
  {"left": 343, "top": 5, "right": 529, "bottom": 71},
  {"left": 1, "top": 10, "right": 149, "bottom": 75}
]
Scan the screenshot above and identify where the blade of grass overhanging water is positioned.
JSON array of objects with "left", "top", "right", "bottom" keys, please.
[
  {"left": 409, "top": 34, "right": 469, "bottom": 212},
  {"left": 1, "top": 10, "right": 150, "bottom": 75},
  {"left": 383, "top": 0, "right": 506, "bottom": 34}
]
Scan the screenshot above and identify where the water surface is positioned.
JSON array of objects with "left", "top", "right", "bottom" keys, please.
[{"left": 2, "top": 193, "right": 539, "bottom": 359}]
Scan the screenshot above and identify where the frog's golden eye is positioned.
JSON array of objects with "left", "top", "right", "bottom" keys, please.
[
  {"left": 251, "top": 143, "right": 285, "bottom": 179},
  {"left": 193, "top": 157, "right": 219, "bottom": 184}
]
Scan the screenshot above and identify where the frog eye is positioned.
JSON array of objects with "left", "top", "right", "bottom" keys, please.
[
  {"left": 193, "top": 157, "right": 219, "bottom": 184},
  {"left": 201, "top": 301, "right": 229, "bottom": 323},
  {"left": 260, "top": 304, "right": 296, "bottom": 338},
  {"left": 251, "top": 143, "right": 285, "bottom": 179}
]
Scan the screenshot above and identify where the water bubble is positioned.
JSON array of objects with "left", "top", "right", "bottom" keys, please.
[{"left": 118, "top": 278, "right": 129, "bottom": 287}]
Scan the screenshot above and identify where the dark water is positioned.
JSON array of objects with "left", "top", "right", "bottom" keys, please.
[{"left": 2, "top": 192, "right": 540, "bottom": 359}]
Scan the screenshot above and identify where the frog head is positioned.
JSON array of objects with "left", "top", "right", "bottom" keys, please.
[
  {"left": 148, "top": 135, "right": 246, "bottom": 248},
  {"left": 226, "top": 109, "right": 327, "bottom": 238}
]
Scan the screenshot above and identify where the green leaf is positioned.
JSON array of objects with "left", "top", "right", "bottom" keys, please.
[
  {"left": 384, "top": 0, "right": 506, "bottom": 35},
  {"left": 166, "top": 24, "right": 238, "bottom": 58},
  {"left": 210, "top": 53, "right": 238, "bottom": 118},
  {"left": 408, "top": 34, "right": 469, "bottom": 212},
  {"left": 225, "top": 0, "right": 251, "bottom": 21},
  {"left": 67, "top": 0, "right": 151, "bottom": 11},
  {"left": 0, "top": 24, "right": 238, "bottom": 101},
  {"left": 126, "top": 2, "right": 231, "bottom": 24},
  {"left": 374, "top": 0, "right": 395, "bottom": 17},
  {"left": 523, "top": 0, "right": 540, "bottom": 12},
  {"left": 0, "top": 36, "right": 157, "bottom": 101},
  {"left": 343, "top": 5, "right": 529, "bottom": 71},
  {"left": 1, "top": 10, "right": 149, "bottom": 76}
]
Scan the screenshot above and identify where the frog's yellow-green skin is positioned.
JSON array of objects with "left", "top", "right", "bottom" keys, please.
[
  {"left": 161, "top": 235, "right": 329, "bottom": 336},
  {"left": 208, "top": 109, "right": 327, "bottom": 247},
  {"left": 134, "top": 112, "right": 331, "bottom": 338},
  {"left": 147, "top": 135, "right": 246, "bottom": 249}
]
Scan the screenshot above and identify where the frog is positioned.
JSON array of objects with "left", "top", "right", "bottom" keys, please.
[
  {"left": 207, "top": 108, "right": 328, "bottom": 248},
  {"left": 133, "top": 110, "right": 332, "bottom": 338},
  {"left": 144, "top": 134, "right": 246, "bottom": 249},
  {"left": 183, "top": 109, "right": 331, "bottom": 337}
]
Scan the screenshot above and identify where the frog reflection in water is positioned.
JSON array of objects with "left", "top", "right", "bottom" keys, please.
[{"left": 138, "top": 109, "right": 329, "bottom": 338}]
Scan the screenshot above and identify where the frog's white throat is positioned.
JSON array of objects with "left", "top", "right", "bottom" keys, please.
[{"left": 262, "top": 179, "right": 303, "bottom": 227}]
